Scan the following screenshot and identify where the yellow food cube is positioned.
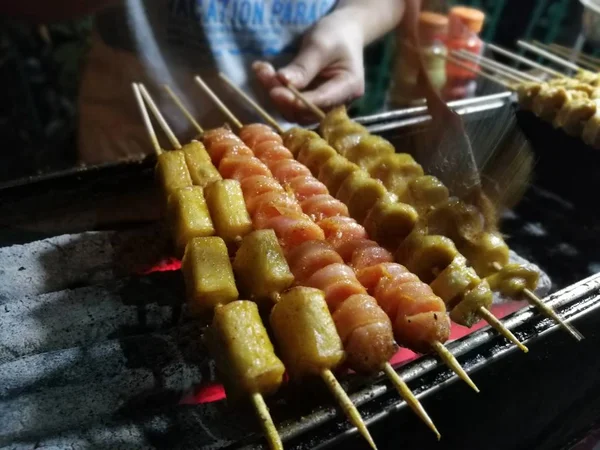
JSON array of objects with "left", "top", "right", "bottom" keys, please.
[
  {"left": 204, "top": 179, "right": 253, "bottom": 244},
  {"left": 181, "top": 236, "right": 238, "bottom": 314},
  {"left": 364, "top": 198, "right": 418, "bottom": 251},
  {"left": 450, "top": 280, "right": 493, "bottom": 327},
  {"left": 298, "top": 139, "right": 337, "bottom": 176},
  {"left": 318, "top": 155, "right": 360, "bottom": 196},
  {"left": 233, "top": 230, "right": 294, "bottom": 308},
  {"left": 207, "top": 301, "right": 285, "bottom": 400},
  {"left": 270, "top": 287, "right": 345, "bottom": 378},
  {"left": 167, "top": 186, "right": 215, "bottom": 257},
  {"left": 182, "top": 140, "right": 222, "bottom": 187},
  {"left": 156, "top": 150, "right": 193, "bottom": 201}
]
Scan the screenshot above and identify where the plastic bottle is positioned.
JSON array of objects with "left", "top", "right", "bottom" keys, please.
[
  {"left": 443, "top": 6, "right": 485, "bottom": 100},
  {"left": 389, "top": 12, "right": 449, "bottom": 107}
]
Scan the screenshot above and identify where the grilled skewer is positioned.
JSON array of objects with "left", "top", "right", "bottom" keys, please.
[
  {"left": 193, "top": 77, "right": 479, "bottom": 395},
  {"left": 167, "top": 85, "right": 449, "bottom": 437},
  {"left": 134, "top": 83, "right": 285, "bottom": 449},
  {"left": 281, "top": 83, "right": 582, "bottom": 342},
  {"left": 218, "top": 74, "right": 529, "bottom": 351},
  {"left": 139, "top": 84, "right": 381, "bottom": 448}
]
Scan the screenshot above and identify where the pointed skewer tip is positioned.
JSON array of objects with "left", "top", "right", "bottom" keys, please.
[
  {"left": 382, "top": 363, "right": 441, "bottom": 440},
  {"left": 477, "top": 306, "right": 529, "bottom": 353},
  {"left": 320, "top": 369, "right": 378, "bottom": 450},
  {"left": 251, "top": 392, "right": 284, "bottom": 450},
  {"left": 431, "top": 341, "right": 479, "bottom": 393}
]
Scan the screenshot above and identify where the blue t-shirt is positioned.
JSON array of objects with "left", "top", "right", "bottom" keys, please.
[{"left": 95, "top": 0, "right": 337, "bottom": 129}]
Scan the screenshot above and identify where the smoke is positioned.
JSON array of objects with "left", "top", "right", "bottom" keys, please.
[{"left": 125, "top": 0, "right": 197, "bottom": 137}]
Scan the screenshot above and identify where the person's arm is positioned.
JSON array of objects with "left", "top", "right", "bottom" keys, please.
[
  {"left": 254, "top": 0, "right": 415, "bottom": 123},
  {"left": 0, "top": 0, "right": 121, "bottom": 23}
]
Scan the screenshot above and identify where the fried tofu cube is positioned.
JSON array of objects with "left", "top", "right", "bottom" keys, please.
[
  {"left": 156, "top": 150, "right": 193, "bottom": 201},
  {"left": 270, "top": 287, "right": 345, "bottom": 378},
  {"left": 207, "top": 301, "right": 285, "bottom": 400},
  {"left": 204, "top": 179, "right": 253, "bottom": 244},
  {"left": 233, "top": 229, "right": 294, "bottom": 308},
  {"left": 182, "top": 140, "right": 222, "bottom": 187},
  {"left": 182, "top": 237, "right": 238, "bottom": 314},
  {"left": 167, "top": 186, "right": 215, "bottom": 256}
]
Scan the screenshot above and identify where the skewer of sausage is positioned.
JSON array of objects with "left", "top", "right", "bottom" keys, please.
[
  {"left": 277, "top": 82, "right": 582, "bottom": 342},
  {"left": 137, "top": 84, "right": 381, "bottom": 448},
  {"left": 167, "top": 82, "right": 449, "bottom": 438},
  {"left": 216, "top": 75, "right": 531, "bottom": 351},
  {"left": 192, "top": 77, "right": 480, "bottom": 396}
]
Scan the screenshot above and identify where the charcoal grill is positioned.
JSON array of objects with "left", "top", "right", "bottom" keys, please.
[{"left": 1, "top": 94, "right": 600, "bottom": 450}]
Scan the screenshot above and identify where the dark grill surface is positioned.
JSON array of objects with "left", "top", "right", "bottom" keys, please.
[{"left": 1, "top": 98, "right": 600, "bottom": 450}]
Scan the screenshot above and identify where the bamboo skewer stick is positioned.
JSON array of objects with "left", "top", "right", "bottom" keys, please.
[
  {"left": 217, "top": 72, "right": 442, "bottom": 438},
  {"left": 491, "top": 263, "right": 583, "bottom": 341},
  {"left": 138, "top": 84, "right": 182, "bottom": 149},
  {"left": 280, "top": 76, "right": 538, "bottom": 356},
  {"left": 219, "top": 72, "right": 285, "bottom": 133},
  {"left": 454, "top": 50, "right": 541, "bottom": 83},
  {"left": 445, "top": 54, "right": 514, "bottom": 89},
  {"left": 190, "top": 75, "right": 380, "bottom": 449},
  {"left": 251, "top": 392, "right": 284, "bottom": 450},
  {"left": 132, "top": 83, "right": 162, "bottom": 155},
  {"left": 451, "top": 51, "right": 526, "bottom": 84},
  {"left": 321, "top": 369, "right": 377, "bottom": 450},
  {"left": 163, "top": 84, "right": 204, "bottom": 135},
  {"left": 517, "top": 40, "right": 583, "bottom": 72},
  {"left": 209, "top": 74, "right": 480, "bottom": 391},
  {"left": 135, "top": 83, "right": 284, "bottom": 450},
  {"left": 549, "top": 43, "right": 600, "bottom": 66},
  {"left": 532, "top": 41, "right": 600, "bottom": 71},
  {"left": 486, "top": 43, "right": 565, "bottom": 78},
  {"left": 194, "top": 75, "right": 244, "bottom": 129}
]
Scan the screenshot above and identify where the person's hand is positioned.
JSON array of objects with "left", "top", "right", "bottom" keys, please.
[{"left": 253, "top": 11, "right": 365, "bottom": 124}]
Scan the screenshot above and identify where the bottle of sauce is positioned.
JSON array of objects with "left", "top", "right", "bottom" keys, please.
[
  {"left": 389, "top": 11, "right": 449, "bottom": 107},
  {"left": 443, "top": 6, "right": 485, "bottom": 100}
]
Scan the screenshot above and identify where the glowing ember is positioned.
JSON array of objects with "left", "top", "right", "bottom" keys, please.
[
  {"left": 180, "top": 382, "right": 226, "bottom": 405},
  {"left": 138, "top": 257, "right": 182, "bottom": 275}
]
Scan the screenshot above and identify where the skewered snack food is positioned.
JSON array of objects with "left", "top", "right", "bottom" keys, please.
[
  {"left": 181, "top": 140, "right": 223, "bottom": 187},
  {"left": 233, "top": 229, "right": 294, "bottom": 308},
  {"left": 181, "top": 236, "right": 239, "bottom": 315},
  {"left": 155, "top": 149, "right": 193, "bottom": 203},
  {"left": 204, "top": 179, "right": 253, "bottom": 245},
  {"left": 237, "top": 125, "right": 459, "bottom": 358},
  {"left": 203, "top": 126, "right": 399, "bottom": 373},
  {"left": 280, "top": 126, "right": 539, "bottom": 342},
  {"left": 167, "top": 186, "right": 215, "bottom": 257},
  {"left": 270, "top": 287, "right": 345, "bottom": 378},
  {"left": 206, "top": 300, "right": 286, "bottom": 401}
]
